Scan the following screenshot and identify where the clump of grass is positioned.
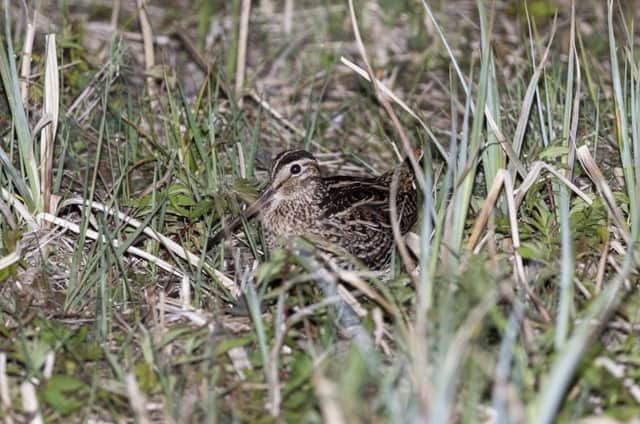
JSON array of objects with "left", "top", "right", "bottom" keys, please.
[{"left": 0, "top": 0, "right": 639, "bottom": 422}]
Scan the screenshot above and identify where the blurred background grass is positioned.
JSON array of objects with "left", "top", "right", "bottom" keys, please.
[{"left": 1, "top": 0, "right": 639, "bottom": 422}]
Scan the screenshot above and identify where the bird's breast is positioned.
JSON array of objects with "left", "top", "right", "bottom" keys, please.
[{"left": 259, "top": 196, "right": 320, "bottom": 242}]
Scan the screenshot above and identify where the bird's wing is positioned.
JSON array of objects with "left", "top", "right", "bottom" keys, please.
[
  {"left": 321, "top": 175, "right": 390, "bottom": 217},
  {"left": 322, "top": 170, "right": 417, "bottom": 234}
]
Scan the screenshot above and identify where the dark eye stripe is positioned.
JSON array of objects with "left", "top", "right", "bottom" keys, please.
[{"left": 270, "top": 150, "right": 316, "bottom": 179}]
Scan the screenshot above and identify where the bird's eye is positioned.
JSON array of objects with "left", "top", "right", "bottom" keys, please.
[{"left": 290, "top": 164, "right": 302, "bottom": 175}]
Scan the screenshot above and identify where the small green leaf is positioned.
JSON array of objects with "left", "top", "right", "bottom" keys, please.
[
  {"left": 283, "top": 353, "right": 312, "bottom": 398},
  {"left": 134, "top": 361, "right": 158, "bottom": 393},
  {"left": 256, "top": 254, "right": 286, "bottom": 284},
  {"left": 47, "top": 375, "right": 85, "bottom": 392},
  {"left": 539, "top": 145, "right": 569, "bottom": 160},
  {"left": 233, "top": 178, "right": 260, "bottom": 204},
  {"left": 43, "top": 375, "right": 86, "bottom": 415},
  {"left": 215, "top": 336, "right": 253, "bottom": 356},
  {"left": 518, "top": 242, "right": 548, "bottom": 262},
  {"left": 528, "top": 0, "right": 559, "bottom": 18}
]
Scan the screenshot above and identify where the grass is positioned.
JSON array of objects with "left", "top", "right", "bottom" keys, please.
[{"left": 1, "top": 0, "right": 639, "bottom": 422}]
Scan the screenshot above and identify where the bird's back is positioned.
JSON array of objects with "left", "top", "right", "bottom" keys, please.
[{"left": 312, "top": 157, "right": 418, "bottom": 269}]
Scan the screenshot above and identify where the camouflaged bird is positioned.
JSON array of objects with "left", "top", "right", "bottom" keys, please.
[{"left": 214, "top": 149, "right": 419, "bottom": 269}]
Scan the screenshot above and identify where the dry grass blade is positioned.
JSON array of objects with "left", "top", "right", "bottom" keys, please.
[
  {"left": 110, "top": 0, "right": 120, "bottom": 28},
  {"left": 157, "top": 297, "right": 212, "bottom": 327},
  {"left": 390, "top": 168, "right": 417, "bottom": 277},
  {"left": 403, "top": 231, "right": 421, "bottom": 259},
  {"left": 327, "top": 265, "right": 395, "bottom": 315},
  {"left": 66, "top": 44, "right": 123, "bottom": 122},
  {"left": 227, "top": 346, "right": 252, "bottom": 380},
  {"left": 0, "top": 353, "right": 11, "bottom": 413},
  {"left": 0, "top": 238, "right": 22, "bottom": 270},
  {"left": 235, "top": 0, "right": 251, "bottom": 102},
  {"left": 19, "top": 13, "right": 35, "bottom": 103},
  {"left": 484, "top": 110, "right": 527, "bottom": 179},
  {"left": 501, "top": 172, "right": 527, "bottom": 287},
  {"left": 595, "top": 225, "right": 610, "bottom": 293},
  {"left": 337, "top": 284, "right": 367, "bottom": 317},
  {"left": 469, "top": 171, "right": 526, "bottom": 280},
  {"left": 313, "top": 373, "right": 346, "bottom": 424},
  {"left": 467, "top": 169, "right": 550, "bottom": 322},
  {"left": 136, "top": 0, "right": 156, "bottom": 101},
  {"left": 514, "top": 161, "right": 592, "bottom": 208},
  {"left": 576, "top": 146, "right": 629, "bottom": 240},
  {"left": 595, "top": 357, "right": 640, "bottom": 403},
  {"left": 567, "top": 46, "right": 581, "bottom": 179},
  {"left": 468, "top": 170, "right": 506, "bottom": 251},
  {"left": 0, "top": 196, "right": 17, "bottom": 229},
  {"left": 20, "top": 381, "right": 43, "bottom": 424},
  {"left": 38, "top": 212, "right": 187, "bottom": 278},
  {"left": 247, "top": 89, "right": 306, "bottom": 137},
  {"left": 57, "top": 197, "right": 240, "bottom": 295},
  {"left": 125, "top": 373, "right": 151, "bottom": 424},
  {"left": 260, "top": 0, "right": 273, "bottom": 15},
  {"left": 340, "top": 56, "right": 446, "bottom": 161},
  {"left": 180, "top": 274, "right": 191, "bottom": 306},
  {"left": 511, "top": 14, "right": 556, "bottom": 157},
  {"left": 40, "top": 34, "right": 59, "bottom": 214},
  {"left": 284, "top": 0, "right": 294, "bottom": 34},
  {"left": 0, "top": 187, "right": 38, "bottom": 229}
]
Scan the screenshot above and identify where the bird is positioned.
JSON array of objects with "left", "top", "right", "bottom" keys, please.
[{"left": 213, "top": 149, "right": 420, "bottom": 270}]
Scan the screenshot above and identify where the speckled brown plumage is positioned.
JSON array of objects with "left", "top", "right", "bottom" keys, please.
[{"left": 215, "top": 149, "right": 419, "bottom": 270}]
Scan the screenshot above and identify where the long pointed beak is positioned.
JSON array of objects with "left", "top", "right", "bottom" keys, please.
[
  {"left": 240, "top": 186, "right": 275, "bottom": 220},
  {"left": 211, "top": 186, "right": 275, "bottom": 244}
]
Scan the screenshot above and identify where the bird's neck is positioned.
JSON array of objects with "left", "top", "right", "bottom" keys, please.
[
  {"left": 278, "top": 179, "right": 326, "bottom": 211},
  {"left": 261, "top": 179, "right": 327, "bottom": 229}
]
